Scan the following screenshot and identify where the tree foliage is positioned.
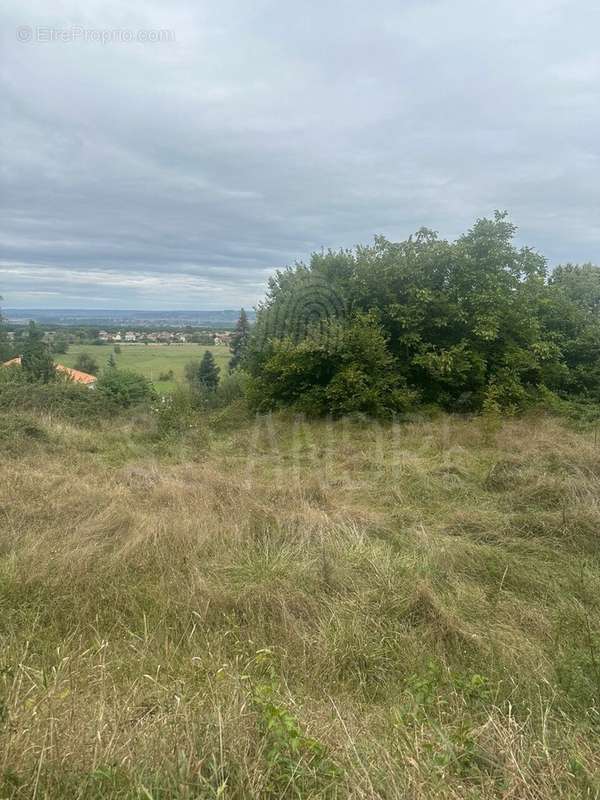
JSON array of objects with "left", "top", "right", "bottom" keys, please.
[
  {"left": 229, "top": 308, "right": 251, "bottom": 370},
  {"left": 21, "top": 322, "right": 56, "bottom": 383},
  {"left": 74, "top": 352, "right": 99, "bottom": 375},
  {"left": 198, "top": 350, "right": 220, "bottom": 391},
  {"left": 51, "top": 335, "right": 69, "bottom": 355},
  {"left": 95, "top": 369, "right": 155, "bottom": 408},
  {"left": 247, "top": 314, "right": 415, "bottom": 417},
  {"left": 185, "top": 351, "right": 221, "bottom": 393},
  {"left": 246, "top": 213, "right": 600, "bottom": 415}
]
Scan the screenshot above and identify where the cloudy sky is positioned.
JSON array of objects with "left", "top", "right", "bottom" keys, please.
[{"left": 1, "top": 0, "right": 599, "bottom": 309}]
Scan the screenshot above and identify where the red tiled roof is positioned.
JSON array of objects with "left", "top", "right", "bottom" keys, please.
[
  {"left": 56, "top": 365, "right": 97, "bottom": 385},
  {"left": 2, "top": 356, "right": 97, "bottom": 385}
]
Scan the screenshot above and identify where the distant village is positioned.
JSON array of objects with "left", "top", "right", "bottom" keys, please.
[
  {"left": 95, "top": 330, "right": 233, "bottom": 345},
  {"left": 3, "top": 328, "right": 233, "bottom": 346}
]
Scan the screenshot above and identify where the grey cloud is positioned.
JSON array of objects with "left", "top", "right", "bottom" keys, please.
[{"left": 1, "top": 0, "right": 599, "bottom": 308}]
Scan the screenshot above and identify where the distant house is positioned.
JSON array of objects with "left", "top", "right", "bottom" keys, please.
[
  {"left": 98, "top": 330, "right": 110, "bottom": 341},
  {"left": 113, "top": 333, "right": 122, "bottom": 342},
  {"left": 124, "top": 331, "right": 137, "bottom": 342},
  {"left": 2, "top": 356, "right": 97, "bottom": 388},
  {"left": 214, "top": 333, "right": 232, "bottom": 346}
]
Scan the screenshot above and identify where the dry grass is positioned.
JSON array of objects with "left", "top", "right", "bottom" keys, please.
[{"left": 1, "top": 410, "right": 600, "bottom": 798}]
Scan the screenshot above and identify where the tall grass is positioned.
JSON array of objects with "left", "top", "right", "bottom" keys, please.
[{"left": 1, "top": 409, "right": 600, "bottom": 798}]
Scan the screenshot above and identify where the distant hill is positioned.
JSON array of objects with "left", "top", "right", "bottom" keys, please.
[{"left": 3, "top": 308, "right": 256, "bottom": 327}]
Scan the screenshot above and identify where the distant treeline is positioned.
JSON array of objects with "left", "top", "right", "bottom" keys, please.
[{"left": 243, "top": 212, "right": 600, "bottom": 416}]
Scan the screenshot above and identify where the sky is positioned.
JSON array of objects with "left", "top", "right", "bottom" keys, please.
[{"left": 1, "top": 0, "right": 599, "bottom": 310}]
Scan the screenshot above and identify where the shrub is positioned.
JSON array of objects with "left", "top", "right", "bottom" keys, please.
[
  {"left": 214, "top": 369, "right": 249, "bottom": 406},
  {"left": 0, "top": 372, "right": 116, "bottom": 422},
  {"left": 96, "top": 369, "right": 156, "bottom": 408},
  {"left": 153, "top": 387, "right": 201, "bottom": 438},
  {"left": 247, "top": 315, "right": 416, "bottom": 417}
]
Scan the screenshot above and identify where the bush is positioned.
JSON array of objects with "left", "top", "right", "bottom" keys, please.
[
  {"left": 0, "top": 370, "right": 116, "bottom": 422},
  {"left": 214, "top": 369, "right": 249, "bottom": 406},
  {"left": 247, "top": 315, "right": 416, "bottom": 417},
  {"left": 96, "top": 369, "right": 156, "bottom": 408},
  {"left": 153, "top": 387, "right": 201, "bottom": 438}
]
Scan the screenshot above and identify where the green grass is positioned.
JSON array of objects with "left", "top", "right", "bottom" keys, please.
[
  {"left": 1, "top": 409, "right": 600, "bottom": 797},
  {"left": 60, "top": 343, "right": 232, "bottom": 392}
]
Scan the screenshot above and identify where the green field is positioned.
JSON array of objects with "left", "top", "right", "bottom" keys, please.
[{"left": 60, "top": 343, "right": 231, "bottom": 392}]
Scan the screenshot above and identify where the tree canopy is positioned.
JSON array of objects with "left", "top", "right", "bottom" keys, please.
[{"left": 245, "top": 213, "right": 600, "bottom": 415}]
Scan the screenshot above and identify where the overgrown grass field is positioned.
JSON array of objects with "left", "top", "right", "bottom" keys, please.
[
  {"left": 1, "top": 409, "right": 600, "bottom": 798},
  {"left": 60, "top": 344, "right": 232, "bottom": 392}
]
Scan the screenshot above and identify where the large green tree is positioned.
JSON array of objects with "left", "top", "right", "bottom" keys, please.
[
  {"left": 549, "top": 263, "right": 600, "bottom": 315},
  {"left": 544, "top": 264, "right": 600, "bottom": 398},
  {"left": 246, "top": 213, "right": 600, "bottom": 414}
]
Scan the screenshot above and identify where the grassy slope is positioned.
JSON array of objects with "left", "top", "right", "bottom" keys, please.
[
  {"left": 1, "top": 411, "right": 600, "bottom": 798},
  {"left": 60, "top": 343, "right": 232, "bottom": 392}
]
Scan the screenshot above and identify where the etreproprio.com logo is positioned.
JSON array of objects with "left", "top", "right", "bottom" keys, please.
[{"left": 16, "top": 26, "right": 176, "bottom": 44}]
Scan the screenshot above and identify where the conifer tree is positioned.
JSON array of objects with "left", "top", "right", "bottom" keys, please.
[
  {"left": 21, "top": 321, "right": 55, "bottom": 382},
  {"left": 229, "top": 308, "right": 250, "bottom": 370},
  {"left": 198, "top": 350, "right": 220, "bottom": 391}
]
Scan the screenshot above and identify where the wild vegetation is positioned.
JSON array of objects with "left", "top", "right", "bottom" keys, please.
[
  {"left": 1, "top": 401, "right": 600, "bottom": 799},
  {"left": 2, "top": 215, "right": 600, "bottom": 798}
]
